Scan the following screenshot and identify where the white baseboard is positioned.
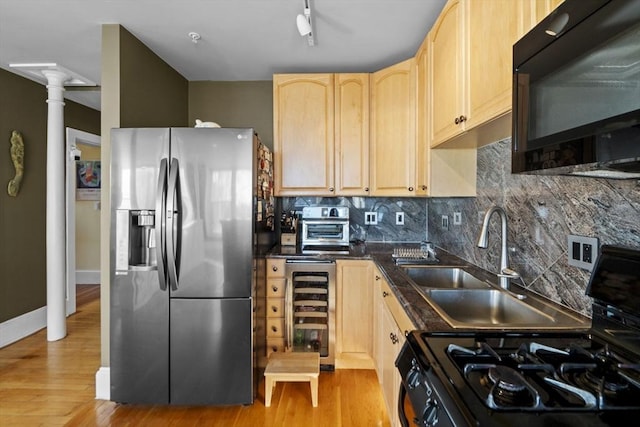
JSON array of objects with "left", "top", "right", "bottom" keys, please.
[
  {"left": 0, "top": 306, "right": 47, "bottom": 348},
  {"left": 95, "top": 367, "right": 111, "bottom": 400},
  {"left": 76, "top": 270, "right": 100, "bottom": 285}
]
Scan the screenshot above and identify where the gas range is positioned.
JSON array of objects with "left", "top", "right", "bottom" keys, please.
[{"left": 396, "top": 245, "right": 640, "bottom": 426}]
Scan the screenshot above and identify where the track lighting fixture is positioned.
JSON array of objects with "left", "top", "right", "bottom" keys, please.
[{"left": 296, "top": 0, "right": 315, "bottom": 46}]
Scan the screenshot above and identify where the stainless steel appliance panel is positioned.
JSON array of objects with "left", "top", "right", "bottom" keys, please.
[
  {"left": 512, "top": 0, "right": 640, "bottom": 178},
  {"left": 110, "top": 128, "right": 169, "bottom": 212},
  {"left": 110, "top": 271, "right": 169, "bottom": 404},
  {"left": 110, "top": 127, "right": 271, "bottom": 406},
  {"left": 170, "top": 298, "right": 253, "bottom": 405},
  {"left": 169, "top": 128, "right": 254, "bottom": 299},
  {"left": 110, "top": 128, "right": 170, "bottom": 404}
]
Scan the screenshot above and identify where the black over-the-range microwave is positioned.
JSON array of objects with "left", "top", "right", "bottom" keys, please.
[{"left": 513, "top": 0, "right": 640, "bottom": 179}]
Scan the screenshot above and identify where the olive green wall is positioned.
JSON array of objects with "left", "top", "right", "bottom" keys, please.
[
  {"left": 119, "top": 26, "right": 189, "bottom": 127},
  {"left": 189, "top": 81, "right": 273, "bottom": 150},
  {"left": 0, "top": 68, "right": 100, "bottom": 323}
]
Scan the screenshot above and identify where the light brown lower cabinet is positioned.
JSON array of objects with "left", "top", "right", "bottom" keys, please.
[
  {"left": 335, "top": 260, "right": 374, "bottom": 368},
  {"left": 373, "top": 266, "right": 416, "bottom": 427}
]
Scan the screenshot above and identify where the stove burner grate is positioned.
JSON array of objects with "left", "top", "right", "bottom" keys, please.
[{"left": 465, "top": 363, "right": 542, "bottom": 410}]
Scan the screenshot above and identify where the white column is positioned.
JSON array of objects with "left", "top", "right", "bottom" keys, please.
[{"left": 43, "top": 69, "right": 69, "bottom": 342}]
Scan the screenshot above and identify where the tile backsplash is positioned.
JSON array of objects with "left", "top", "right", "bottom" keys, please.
[
  {"left": 428, "top": 138, "right": 640, "bottom": 317},
  {"left": 280, "top": 197, "right": 427, "bottom": 243},
  {"left": 278, "top": 138, "right": 639, "bottom": 317}
]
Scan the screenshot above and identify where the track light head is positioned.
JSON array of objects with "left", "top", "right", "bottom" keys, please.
[{"left": 296, "top": 0, "right": 315, "bottom": 46}]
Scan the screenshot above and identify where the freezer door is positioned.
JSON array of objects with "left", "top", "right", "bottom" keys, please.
[
  {"left": 169, "top": 128, "right": 255, "bottom": 298},
  {"left": 110, "top": 128, "right": 170, "bottom": 404},
  {"left": 110, "top": 271, "right": 169, "bottom": 404},
  {"left": 170, "top": 298, "right": 253, "bottom": 405}
]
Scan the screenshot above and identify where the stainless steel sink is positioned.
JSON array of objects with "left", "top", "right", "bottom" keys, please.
[
  {"left": 426, "top": 289, "right": 554, "bottom": 327},
  {"left": 399, "top": 265, "right": 590, "bottom": 330},
  {"left": 399, "top": 266, "right": 491, "bottom": 289}
]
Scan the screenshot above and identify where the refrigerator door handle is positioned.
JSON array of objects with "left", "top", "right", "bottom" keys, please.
[
  {"left": 166, "top": 157, "right": 182, "bottom": 291},
  {"left": 155, "top": 158, "right": 168, "bottom": 291}
]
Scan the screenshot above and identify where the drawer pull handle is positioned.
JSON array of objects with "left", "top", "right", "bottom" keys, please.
[
  {"left": 272, "top": 265, "right": 278, "bottom": 272},
  {"left": 382, "top": 291, "right": 389, "bottom": 297},
  {"left": 271, "top": 326, "right": 278, "bottom": 332},
  {"left": 271, "top": 306, "right": 278, "bottom": 312},
  {"left": 375, "top": 275, "right": 380, "bottom": 281},
  {"left": 272, "top": 286, "right": 278, "bottom": 293}
]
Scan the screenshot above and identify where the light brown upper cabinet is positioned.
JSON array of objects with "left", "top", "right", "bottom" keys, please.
[
  {"left": 430, "top": 0, "right": 530, "bottom": 148},
  {"left": 370, "top": 58, "right": 418, "bottom": 196},
  {"left": 334, "top": 74, "right": 370, "bottom": 196},
  {"left": 416, "top": 33, "right": 476, "bottom": 197},
  {"left": 273, "top": 73, "right": 369, "bottom": 197},
  {"left": 430, "top": 0, "right": 466, "bottom": 147},
  {"left": 415, "top": 39, "right": 430, "bottom": 196},
  {"left": 273, "top": 74, "right": 335, "bottom": 196}
]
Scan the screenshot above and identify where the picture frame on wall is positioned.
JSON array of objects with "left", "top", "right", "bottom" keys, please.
[{"left": 76, "top": 160, "right": 101, "bottom": 201}]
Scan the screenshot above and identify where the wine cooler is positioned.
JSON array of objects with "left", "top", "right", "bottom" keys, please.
[{"left": 285, "top": 259, "right": 336, "bottom": 370}]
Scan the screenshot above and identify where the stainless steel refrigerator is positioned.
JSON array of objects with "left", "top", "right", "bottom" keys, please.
[{"left": 110, "top": 127, "right": 275, "bottom": 405}]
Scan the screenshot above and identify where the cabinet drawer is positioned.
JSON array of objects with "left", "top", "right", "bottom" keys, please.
[
  {"left": 266, "top": 259, "right": 286, "bottom": 278},
  {"left": 266, "top": 318, "right": 285, "bottom": 338},
  {"left": 266, "top": 338, "right": 286, "bottom": 357},
  {"left": 267, "top": 278, "right": 286, "bottom": 298},
  {"left": 266, "top": 298, "right": 284, "bottom": 318}
]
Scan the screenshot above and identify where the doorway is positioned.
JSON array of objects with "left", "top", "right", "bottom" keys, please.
[{"left": 66, "top": 128, "right": 100, "bottom": 315}]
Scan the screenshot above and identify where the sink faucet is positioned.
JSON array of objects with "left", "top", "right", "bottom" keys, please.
[{"left": 477, "top": 206, "right": 512, "bottom": 289}]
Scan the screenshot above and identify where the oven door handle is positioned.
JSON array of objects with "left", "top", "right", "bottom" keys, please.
[{"left": 398, "top": 383, "right": 410, "bottom": 427}]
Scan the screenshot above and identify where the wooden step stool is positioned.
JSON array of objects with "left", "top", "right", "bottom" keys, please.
[{"left": 264, "top": 352, "right": 320, "bottom": 407}]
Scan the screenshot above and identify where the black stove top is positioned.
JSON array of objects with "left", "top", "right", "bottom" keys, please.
[
  {"left": 400, "top": 331, "right": 640, "bottom": 426},
  {"left": 443, "top": 333, "right": 640, "bottom": 412},
  {"left": 397, "top": 245, "right": 640, "bottom": 427}
]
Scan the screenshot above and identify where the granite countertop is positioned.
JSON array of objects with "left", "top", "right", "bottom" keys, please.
[
  {"left": 267, "top": 242, "right": 591, "bottom": 332},
  {"left": 267, "top": 242, "right": 467, "bottom": 331}
]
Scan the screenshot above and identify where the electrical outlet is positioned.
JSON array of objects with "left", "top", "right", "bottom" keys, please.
[
  {"left": 365, "top": 211, "right": 378, "bottom": 225},
  {"left": 441, "top": 215, "right": 449, "bottom": 230},
  {"left": 395, "top": 212, "right": 405, "bottom": 225},
  {"left": 568, "top": 234, "right": 599, "bottom": 271},
  {"left": 453, "top": 212, "right": 462, "bottom": 225}
]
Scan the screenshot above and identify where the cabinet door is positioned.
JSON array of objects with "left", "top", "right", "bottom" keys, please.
[
  {"left": 381, "top": 294, "right": 402, "bottom": 427},
  {"left": 373, "top": 271, "right": 385, "bottom": 380},
  {"left": 430, "top": 0, "right": 466, "bottom": 147},
  {"left": 336, "top": 260, "right": 374, "bottom": 368},
  {"left": 466, "top": 0, "right": 521, "bottom": 129},
  {"left": 415, "top": 37, "right": 430, "bottom": 196},
  {"left": 273, "top": 74, "right": 334, "bottom": 196},
  {"left": 334, "top": 74, "right": 370, "bottom": 196},
  {"left": 370, "top": 58, "right": 417, "bottom": 196}
]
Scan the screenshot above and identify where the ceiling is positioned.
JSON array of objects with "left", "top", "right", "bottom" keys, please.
[{"left": 0, "top": 0, "right": 447, "bottom": 111}]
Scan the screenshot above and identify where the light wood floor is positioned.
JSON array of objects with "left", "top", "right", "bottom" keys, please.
[{"left": 0, "top": 286, "right": 391, "bottom": 426}]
